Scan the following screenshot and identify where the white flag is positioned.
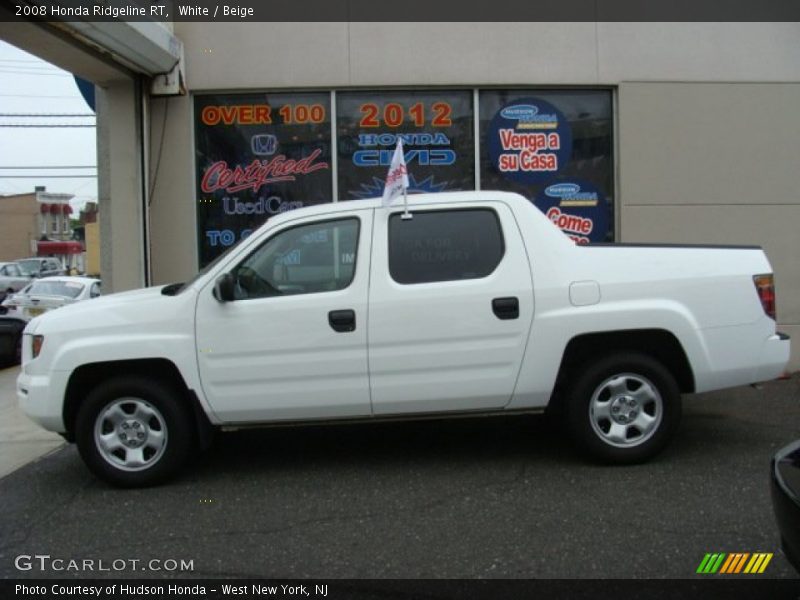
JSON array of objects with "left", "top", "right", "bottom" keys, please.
[{"left": 382, "top": 139, "right": 409, "bottom": 207}]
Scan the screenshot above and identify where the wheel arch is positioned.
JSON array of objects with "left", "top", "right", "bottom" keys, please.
[
  {"left": 62, "top": 358, "right": 212, "bottom": 444},
  {"left": 553, "top": 329, "right": 695, "bottom": 400}
]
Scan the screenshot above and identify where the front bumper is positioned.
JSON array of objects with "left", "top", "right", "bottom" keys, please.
[
  {"left": 770, "top": 439, "right": 800, "bottom": 574},
  {"left": 17, "top": 366, "right": 69, "bottom": 432}
]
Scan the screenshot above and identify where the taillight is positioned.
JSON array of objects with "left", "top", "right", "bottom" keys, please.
[{"left": 753, "top": 274, "right": 776, "bottom": 320}]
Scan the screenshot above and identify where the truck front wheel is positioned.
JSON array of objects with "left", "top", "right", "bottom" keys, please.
[
  {"left": 75, "top": 377, "right": 194, "bottom": 487},
  {"left": 565, "top": 353, "right": 681, "bottom": 464}
]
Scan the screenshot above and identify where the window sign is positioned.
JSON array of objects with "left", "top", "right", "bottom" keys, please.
[
  {"left": 534, "top": 180, "right": 608, "bottom": 245},
  {"left": 480, "top": 90, "right": 614, "bottom": 243},
  {"left": 486, "top": 97, "right": 573, "bottom": 185},
  {"left": 336, "top": 91, "right": 475, "bottom": 200},
  {"left": 195, "top": 92, "right": 332, "bottom": 267},
  {"left": 193, "top": 88, "right": 615, "bottom": 266}
]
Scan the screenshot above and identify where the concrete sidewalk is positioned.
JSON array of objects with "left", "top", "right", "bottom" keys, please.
[{"left": 0, "top": 365, "right": 63, "bottom": 479}]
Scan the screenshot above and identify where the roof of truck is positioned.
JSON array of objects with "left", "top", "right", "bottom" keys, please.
[{"left": 264, "top": 190, "right": 534, "bottom": 226}]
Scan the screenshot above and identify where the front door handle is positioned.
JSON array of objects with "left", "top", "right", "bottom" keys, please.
[
  {"left": 328, "top": 309, "right": 356, "bottom": 332},
  {"left": 492, "top": 297, "right": 519, "bottom": 320}
]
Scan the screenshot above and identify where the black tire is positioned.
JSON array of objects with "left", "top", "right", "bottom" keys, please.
[
  {"left": 564, "top": 353, "right": 681, "bottom": 464},
  {"left": 75, "top": 376, "right": 194, "bottom": 487}
]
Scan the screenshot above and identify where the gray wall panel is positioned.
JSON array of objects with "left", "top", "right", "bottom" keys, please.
[
  {"left": 598, "top": 23, "right": 800, "bottom": 83},
  {"left": 619, "top": 82, "right": 800, "bottom": 207}
]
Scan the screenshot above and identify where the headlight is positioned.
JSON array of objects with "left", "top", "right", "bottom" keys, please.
[{"left": 31, "top": 335, "right": 44, "bottom": 359}]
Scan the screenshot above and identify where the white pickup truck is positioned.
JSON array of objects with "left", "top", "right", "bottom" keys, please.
[{"left": 17, "top": 191, "right": 790, "bottom": 486}]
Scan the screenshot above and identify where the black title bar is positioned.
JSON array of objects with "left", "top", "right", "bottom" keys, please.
[
  {"left": 5, "top": 579, "right": 800, "bottom": 600},
  {"left": 2, "top": 0, "right": 800, "bottom": 22}
]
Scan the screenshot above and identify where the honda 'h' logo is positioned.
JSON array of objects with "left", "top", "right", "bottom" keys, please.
[{"left": 251, "top": 134, "right": 278, "bottom": 156}]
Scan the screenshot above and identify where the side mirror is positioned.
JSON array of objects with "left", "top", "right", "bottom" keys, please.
[{"left": 213, "top": 272, "right": 236, "bottom": 302}]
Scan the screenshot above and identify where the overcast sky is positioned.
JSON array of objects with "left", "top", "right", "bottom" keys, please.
[{"left": 0, "top": 39, "right": 97, "bottom": 214}]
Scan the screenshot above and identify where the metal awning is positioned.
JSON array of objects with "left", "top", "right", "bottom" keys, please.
[{"left": 0, "top": 4, "right": 185, "bottom": 93}]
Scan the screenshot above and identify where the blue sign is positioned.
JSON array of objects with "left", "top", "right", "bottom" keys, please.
[
  {"left": 73, "top": 76, "right": 95, "bottom": 113},
  {"left": 487, "top": 97, "right": 572, "bottom": 185},
  {"left": 534, "top": 179, "right": 609, "bottom": 245}
]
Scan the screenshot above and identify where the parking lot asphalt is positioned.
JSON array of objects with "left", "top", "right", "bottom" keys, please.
[{"left": 0, "top": 376, "right": 798, "bottom": 580}]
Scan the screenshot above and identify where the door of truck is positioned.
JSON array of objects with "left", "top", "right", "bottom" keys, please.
[
  {"left": 194, "top": 209, "right": 373, "bottom": 423},
  {"left": 367, "top": 200, "right": 534, "bottom": 415}
]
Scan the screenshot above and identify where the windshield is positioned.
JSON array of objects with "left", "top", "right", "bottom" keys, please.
[
  {"left": 28, "top": 280, "right": 84, "bottom": 299},
  {"left": 16, "top": 259, "right": 41, "bottom": 276}
]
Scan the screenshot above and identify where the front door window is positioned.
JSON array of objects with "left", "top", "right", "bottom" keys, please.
[{"left": 231, "top": 218, "right": 359, "bottom": 300}]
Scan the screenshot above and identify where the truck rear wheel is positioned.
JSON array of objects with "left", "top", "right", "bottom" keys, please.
[
  {"left": 75, "top": 377, "right": 193, "bottom": 487},
  {"left": 565, "top": 353, "right": 681, "bottom": 464}
]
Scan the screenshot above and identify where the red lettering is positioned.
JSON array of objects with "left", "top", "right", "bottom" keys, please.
[
  {"left": 200, "top": 105, "right": 273, "bottom": 126},
  {"left": 386, "top": 165, "right": 407, "bottom": 185},
  {"left": 200, "top": 149, "right": 329, "bottom": 195},
  {"left": 498, "top": 154, "right": 518, "bottom": 172},
  {"left": 520, "top": 150, "right": 557, "bottom": 172},
  {"left": 200, "top": 106, "right": 219, "bottom": 125},
  {"left": 254, "top": 105, "right": 271, "bottom": 124},
  {"left": 545, "top": 207, "right": 593, "bottom": 236},
  {"left": 238, "top": 105, "right": 253, "bottom": 124},
  {"left": 499, "top": 129, "right": 547, "bottom": 152},
  {"left": 219, "top": 106, "right": 237, "bottom": 125}
]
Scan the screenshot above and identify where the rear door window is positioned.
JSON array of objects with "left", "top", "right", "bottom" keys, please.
[{"left": 388, "top": 209, "right": 505, "bottom": 284}]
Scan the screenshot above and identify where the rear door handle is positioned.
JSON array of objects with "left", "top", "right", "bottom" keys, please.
[
  {"left": 328, "top": 309, "right": 356, "bottom": 332},
  {"left": 492, "top": 297, "right": 519, "bottom": 320}
]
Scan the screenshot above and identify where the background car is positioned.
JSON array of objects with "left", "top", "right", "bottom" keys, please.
[
  {"left": 1, "top": 276, "right": 101, "bottom": 322},
  {"left": 16, "top": 257, "right": 66, "bottom": 279},
  {"left": 0, "top": 261, "right": 32, "bottom": 302},
  {"left": 771, "top": 439, "right": 800, "bottom": 574}
]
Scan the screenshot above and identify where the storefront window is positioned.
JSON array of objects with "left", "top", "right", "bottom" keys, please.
[
  {"left": 336, "top": 90, "right": 475, "bottom": 200},
  {"left": 195, "top": 92, "right": 333, "bottom": 267},
  {"left": 479, "top": 90, "right": 614, "bottom": 243},
  {"left": 194, "top": 88, "right": 615, "bottom": 266}
]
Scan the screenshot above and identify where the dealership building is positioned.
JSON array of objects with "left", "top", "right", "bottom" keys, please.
[{"left": 0, "top": 18, "right": 798, "bottom": 368}]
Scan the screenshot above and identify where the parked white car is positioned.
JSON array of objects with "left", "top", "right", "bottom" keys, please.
[
  {"left": 2, "top": 276, "right": 101, "bottom": 321},
  {"left": 16, "top": 192, "right": 790, "bottom": 487}
]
